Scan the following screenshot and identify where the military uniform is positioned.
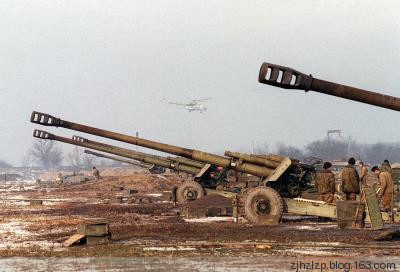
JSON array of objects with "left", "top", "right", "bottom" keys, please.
[
  {"left": 360, "top": 165, "right": 368, "bottom": 187},
  {"left": 315, "top": 169, "right": 336, "bottom": 203},
  {"left": 341, "top": 165, "right": 360, "bottom": 200},
  {"left": 378, "top": 171, "right": 393, "bottom": 211},
  {"left": 92, "top": 168, "right": 100, "bottom": 181},
  {"left": 381, "top": 162, "right": 392, "bottom": 174}
]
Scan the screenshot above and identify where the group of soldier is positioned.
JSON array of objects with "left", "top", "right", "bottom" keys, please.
[{"left": 315, "top": 157, "right": 394, "bottom": 211}]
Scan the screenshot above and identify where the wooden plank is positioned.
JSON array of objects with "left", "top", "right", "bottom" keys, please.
[
  {"left": 86, "top": 235, "right": 110, "bottom": 246},
  {"left": 77, "top": 222, "right": 109, "bottom": 236},
  {"left": 184, "top": 207, "right": 207, "bottom": 219},
  {"left": 204, "top": 189, "right": 237, "bottom": 199},
  {"left": 111, "top": 196, "right": 123, "bottom": 203},
  {"left": 63, "top": 234, "right": 85, "bottom": 247},
  {"left": 29, "top": 200, "right": 43, "bottom": 206},
  {"left": 285, "top": 198, "right": 337, "bottom": 218},
  {"left": 364, "top": 187, "right": 384, "bottom": 230}
]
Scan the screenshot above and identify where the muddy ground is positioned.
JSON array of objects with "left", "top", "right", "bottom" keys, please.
[{"left": 1, "top": 169, "right": 400, "bottom": 271}]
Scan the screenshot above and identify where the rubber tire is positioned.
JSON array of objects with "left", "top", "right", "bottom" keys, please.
[
  {"left": 176, "top": 181, "right": 205, "bottom": 203},
  {"left": 243, "top": 187, "right": 284, "bottom": 225}
]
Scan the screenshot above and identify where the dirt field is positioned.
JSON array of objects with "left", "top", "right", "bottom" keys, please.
[{"left": 1, "top": 170, "right": 400, "bottom": 271}]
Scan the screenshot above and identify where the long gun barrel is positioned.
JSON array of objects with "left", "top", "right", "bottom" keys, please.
[
  {"left": 31, "top": 112, "right": 275, "bottom": 177},
  {"left": 167, "top": 156, "right": 205, "bottom": 168},
  {"left": 32, "top": 130, "right": 201, "bottom": 175},
  {"left": 224, "top": 151, "right": 281, "bottom": 168},
  {"left": 258, "top": 62, "right": 400, "bottom": 111},
  {"left": 84, "top": 149, "right": 151, "bottom": 168}
]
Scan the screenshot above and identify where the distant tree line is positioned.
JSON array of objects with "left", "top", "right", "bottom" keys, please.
[
  {"left": 0, "top": 159, "right": 12, "bottom": 168},
  {"left": 21, "top": 139, "right": 123, "bottom": 170},
  {"left": 255, "top": 138, "right": 400, "bottom": 165},
  {"left": 18, "top": 137, "right": 400, "bottom": 170},
  {"left": 21, "top": 139, "right": 63, "bottom": 169}
]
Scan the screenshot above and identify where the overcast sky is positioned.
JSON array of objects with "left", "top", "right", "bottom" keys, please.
[{"left": 0, "top": 0, "right": 399, "bottom": 165}]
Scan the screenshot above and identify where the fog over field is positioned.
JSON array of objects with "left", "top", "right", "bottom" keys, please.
[{"left": 0, "top": 1, "right": 399, "bottom": 165}]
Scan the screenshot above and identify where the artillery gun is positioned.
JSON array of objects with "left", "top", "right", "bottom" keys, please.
[
  {"left": 167, "top": 156, "right": 205, "bottom": 169},
  {"left": 258, "top": 62, "right": 400, "bottom": 111},
  {"left": 84, "top": 149, "right": 152, "bottom": 168},
  {"left": 33, "top": 130, "right": 202, "bottom": 175},
  {"left": 83, "top": 149, "right": 166, "bottom": 174},
  {"left": 30, "top": 112, "right": 314, "bottom": 196},
  {"left": 258, "top": 62, "right": 400, "bottom": 223},
  {"left": 31, "top": 112, "right": 323, "bottom": 224},
  {"left": 33, "top": 129, "right": 237, "bottom": 202}
]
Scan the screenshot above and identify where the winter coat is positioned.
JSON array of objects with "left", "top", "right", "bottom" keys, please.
[
  {"left": 381, "top": 162, "right": 392, "bottom": 174},
  {"left": 315, "top": 169, "right": 336, "bottom": 195},
  {"left": 360, "top": 165, "right": 368, "bottom": 186},
  {"left": 341, "top": 165, "right": 360, "bottom": 194},
  {"left": 378, "top": 171, "right": 393, "bottom": 209}
]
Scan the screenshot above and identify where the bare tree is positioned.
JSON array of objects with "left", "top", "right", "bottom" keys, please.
[
  {"left": 68, "top": 147, "right": 82, "bottom": 171},
  {"left": 109, "top": 159, "right": 123, "bottom": 167},
  {"left": 254, "top": 142, "right": 269, "bottom": 155},
  {"left": 305, "top": 138, "right": 350, "bottom": 161},
  {"left": 363, "top": 143, "right": 400, "bottom": 165},
  {"left": 67, "top": 147, "right": 99, "bottom": 170},
  {"left": 82, "top": 153, "right": 96, "bottom": 169},
  {"left": 20, "top": 154, "right": 32, "bottom": 167},
  {"left": 275, "top": 142, "right": 304, "bottom": 159},
  {"left": 0, "top": 159, "right": 12, "bottom": 168},
  {"left": 99, "top": 159, "right": 108, "bottom": 166},
  {"left": 346, "top": 137, "right": 364, "bottom": 161},
  {"left": 29, "top": 139, "right": 63, "bottom": 169},
  {"left": 249, "top": 138, "right": 400, "bottom": 165},
  {"left": 382, "top": 144, "right": 400, "bottom": 163}
]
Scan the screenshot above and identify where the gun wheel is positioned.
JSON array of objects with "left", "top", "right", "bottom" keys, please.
[
  {"left": 176, "top": 181, "right": 205, "bottom": 203},
  {"left": 243, "top": 187, "right": 284, "bottom": 225}
]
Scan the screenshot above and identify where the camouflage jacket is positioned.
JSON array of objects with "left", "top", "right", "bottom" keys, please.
[
  {"left": 360, "top": 166, "right": 368, "bottom": 180},
  {"left": 341, "top": 165, "right": 360, "bottom": 193},
  {"left": 315, "top": 169, "right": 336, "bottom": 195},
  {"left": 381, "top": 162, "right": 392, "bottom": 174},
  {"left": 378, "top": 171, "right": 393, "bottom": 197}
]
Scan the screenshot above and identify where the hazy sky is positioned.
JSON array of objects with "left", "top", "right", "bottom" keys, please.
[{"left": 1, "top": 0, "right": 399, "bottom": 165}]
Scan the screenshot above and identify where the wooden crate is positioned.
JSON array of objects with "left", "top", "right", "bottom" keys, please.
[{"left": 77, "top": 222, "right": 109, "bottom": 236}]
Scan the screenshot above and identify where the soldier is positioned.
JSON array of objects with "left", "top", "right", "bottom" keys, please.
[
  {"left": 381, "top": 159, "right": 393, "bottom": 174},
  {"left": 371, "top": 166, "right": 393, "bottom": 211},
  {"left": 92, "top": 166, "right": 100, "bottom": 181},
  {"left": 341, "top": 157, "right": 360, "bottom": 200},
  {"left": 359, "top": 161, "right": 368, "bottom": 187},
  {"left": 57, "top": 172, "right": 64, "bottom": 184},
  {"left": 315, "top": 161, "right": 336, "bottom": 203},
  {"left": 210, "top": 166, "right": 225, "bottom": 184}
]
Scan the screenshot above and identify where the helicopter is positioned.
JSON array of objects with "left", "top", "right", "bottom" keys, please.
[{"left": 163, "top": 97, "right": 212, "bottom": 113}]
